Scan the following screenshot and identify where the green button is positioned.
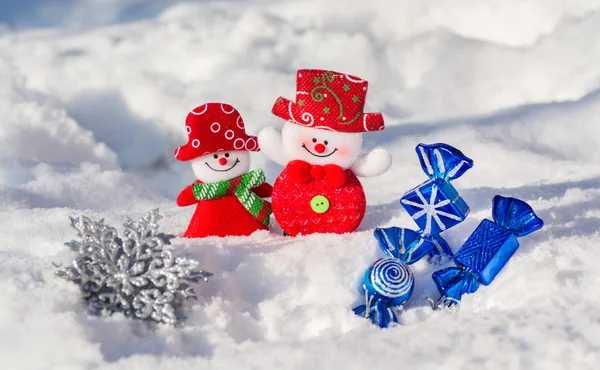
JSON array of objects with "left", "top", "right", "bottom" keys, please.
[{"left": 311, "top": 195, "right": 330, "bottom": 214}]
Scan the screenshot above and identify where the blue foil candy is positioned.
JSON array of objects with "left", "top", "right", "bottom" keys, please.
[
  {"left": 401, "top": 143, "right": 474, "bottom": 236},
  {"left": 430, "top": 195, "right": 544, "bottom": 308},
  {"left": 353, "top": 257, "right": 414, "bottom": 328},
  {"left": 374, "top": 227, "right": 453, "bottom": 264},
  {"left": 373, "top": 143, "right": 472, "bottom": 265}
]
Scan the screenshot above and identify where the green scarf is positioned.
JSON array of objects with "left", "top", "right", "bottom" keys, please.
[{"left": 192, "top": 169, "right": 271, "bottom": 227}]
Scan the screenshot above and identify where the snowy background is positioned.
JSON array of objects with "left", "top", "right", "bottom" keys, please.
[{"left": 1, "top": 0, "right": 600, "bottom": 369}]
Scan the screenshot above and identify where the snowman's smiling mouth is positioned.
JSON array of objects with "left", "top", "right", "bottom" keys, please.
[
  {"left": 302, "top": 144, "right": 338, "bottom": 158},
  {"left": 205, "top": 159, "right": 240, "bottom": 172}
]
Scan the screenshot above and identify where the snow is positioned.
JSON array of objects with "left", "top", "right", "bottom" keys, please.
[{"left": 1, "top": 1, "right": 600, "bottom": 369}]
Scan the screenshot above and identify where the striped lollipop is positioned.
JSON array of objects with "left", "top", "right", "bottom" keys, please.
[
  {"left": 354, "top": 257, "right": 414, "bottom": 328},
  {"left": 367, "top": 258, "right": 414, "bottom": 304}
]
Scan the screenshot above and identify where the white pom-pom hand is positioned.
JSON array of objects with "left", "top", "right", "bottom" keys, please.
[
  {"left": 258, "top": 127, "right": 290, "bottom": 166},
  {"left": 351, "top": 147, "right": 392, "bottom": 177}
]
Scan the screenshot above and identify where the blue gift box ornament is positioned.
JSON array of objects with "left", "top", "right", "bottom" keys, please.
[
  {"left": 429, "top": 195, "right": 544, "bottom": 309},
  {"left": 353, "top": 257, "right": 414, "bottom": 328},
  {"left": 401, "top": 143, "right": 474, "bottom": 236}
]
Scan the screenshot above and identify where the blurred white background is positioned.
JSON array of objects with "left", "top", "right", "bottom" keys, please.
[{"left": 0, "top": 0, "right": 178, "bottom": 28}]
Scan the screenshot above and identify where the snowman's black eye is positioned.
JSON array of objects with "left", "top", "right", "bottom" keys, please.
[
  {"left": 312, "top": 138, "right": 317, "bottom": 143},
  {"left": 213, "top": 154, "right": 218, "bottom": 159},
  {"left": 324, "top": 140, "right": 329, "bottom": 145},
  {"left": 225, "top": 153, "right": 230, "bottom": 158}
]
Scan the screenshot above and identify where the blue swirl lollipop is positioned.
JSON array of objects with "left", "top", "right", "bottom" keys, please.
[{"left": 353, "top": 257, "right": 414, "bottom": 328}]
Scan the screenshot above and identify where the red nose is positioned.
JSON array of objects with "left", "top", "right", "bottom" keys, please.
[
  {"left": 314, "top": 143, "right": 326, "bottom": 153},
  {"left": 218, "top": 158, "right": 228, "bottom": 166}
]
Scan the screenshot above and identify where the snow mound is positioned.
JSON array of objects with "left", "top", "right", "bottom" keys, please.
[{"left": 0, "top": 58, "right": 118, "bottom": 172}]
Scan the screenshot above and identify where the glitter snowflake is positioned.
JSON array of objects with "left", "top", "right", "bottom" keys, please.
[{"left": 55, "top": 209, "right": 211, "bottom": 324}]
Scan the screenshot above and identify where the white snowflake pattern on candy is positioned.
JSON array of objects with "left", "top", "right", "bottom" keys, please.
[{"left": 401, "top": 185, "right": 461, "bottom": 235}]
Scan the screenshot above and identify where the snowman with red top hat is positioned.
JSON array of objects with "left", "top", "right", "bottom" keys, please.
[
  {"left": 258, "top": 69, "right": 392, "bottom": 236},
  {"left": 175, "top": 103, "right": 272, "bottom": 238}
]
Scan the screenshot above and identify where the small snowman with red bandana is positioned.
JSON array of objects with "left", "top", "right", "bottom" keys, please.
[
  {"left": 258, "top": 69, "right": 391, "bottom": 236},
  {"left": 174, "top": 103, "right": 272, "bottom": 238}
]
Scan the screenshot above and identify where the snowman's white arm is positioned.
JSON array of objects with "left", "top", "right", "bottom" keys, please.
[
  {"left": 257, "top": 126, "right": 291, "bottom": 166},
  {"left": 351, "top": 147, "right": 392, "bottom": 177}
]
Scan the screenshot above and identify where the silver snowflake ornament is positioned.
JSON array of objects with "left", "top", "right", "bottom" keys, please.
[{"left": 56, "top": 209, "right": 211, "bottom": 324}]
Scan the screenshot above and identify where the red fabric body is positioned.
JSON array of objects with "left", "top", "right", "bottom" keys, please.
[
  {"left": 174, "top": 103, "right": 260, "bottom": 161},
  {"left": 271, "top": 69, "right": 385, "bottom": 133},
  {"left": 177, "top": 181, "right": 273, "bottom": 238},
  {"left": 272, "top": 164, "right": 366, "bottom": 236}
]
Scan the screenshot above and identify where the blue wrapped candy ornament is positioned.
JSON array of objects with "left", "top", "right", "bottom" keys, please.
[
  {"left": 401, "top": 143, "right": 473, "bottom": 236},
  {"left": 429, "top": 195, "right": 544, "bottom": 309},
  {"left": 374, "top": 143, "right": 473, "bottom": 264},
  {"left": 373, "top": 226, "right": 453, "bottom": 264},
  {"left": 353, "top": 257, "right": 414, "bottom": 328}
]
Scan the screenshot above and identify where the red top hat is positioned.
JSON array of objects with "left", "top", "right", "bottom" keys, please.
[
  {"left": 271, "top": 69, "right": 384, "bottom": 133},
  {"left": 174, "top": 103, "right": 260, "bottom": 161}
]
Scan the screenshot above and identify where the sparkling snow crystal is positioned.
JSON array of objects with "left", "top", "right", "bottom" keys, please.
[{"left": 55, "top": 210, "right": 211, "bottom": 324}]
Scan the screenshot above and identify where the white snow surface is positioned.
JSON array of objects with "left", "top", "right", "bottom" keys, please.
[{"left": 1, "top": 1, "right": 600, "bottom": 369}]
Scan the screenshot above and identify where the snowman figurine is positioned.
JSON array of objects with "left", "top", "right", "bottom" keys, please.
[
  {"left": 174, "top": 103, "right": 272, "bottom": 238},
  {"left": 258, "top": 69, "right": 392, "bottom": 236}
]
